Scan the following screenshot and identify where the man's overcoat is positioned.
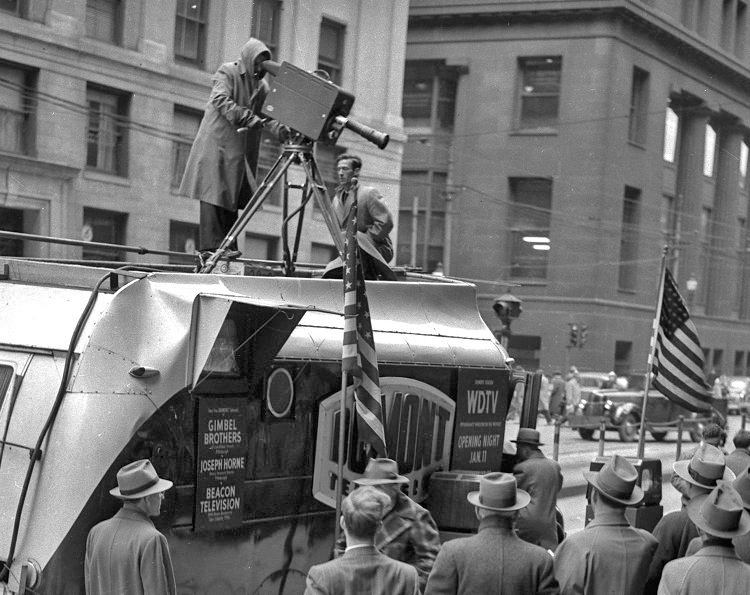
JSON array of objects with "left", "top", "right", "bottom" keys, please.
[
  {"left": 179, "top": 38, "right": 271, "bottom": 211},
  {"left": 554, "top": 510, "right": 658, "bottom": 595},
  {"left": 657, "top": 544, "right": 750, "bottom": 594},
  {"left": 85, "top": 507, "right": 176, "bottom": 595},
  {"left": 304, "top": 545, "right": 419, "bottom": 595},
  {"left": 514, "top": 449, "right": 563, "bottom": 550},
  {"left": 424, "top": 515, "right": 560, "bottom": 595}
]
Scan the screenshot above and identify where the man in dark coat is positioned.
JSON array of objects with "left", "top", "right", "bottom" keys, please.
[
  {"left": 512, "top": 427, "right": 563, "bottom": 551},
  {"left": 554, "top": 454, "right": 658, "bottom": 594},
  {"left": 334, "top": 458, "right": 440, "bottom": 592},
  {"left": 658, "top": 482, "right": 750, "bottom": 594},
  {"left": 179, "top": 38, "right": 281, "bottom": 253},
  {"left": 548, "top": 371, "right": 565, "bottom": 421},
  {"left": 85, "top": 459, "right": 176, "bottom": 595},
  {"left": 726, "top": 429, "right": 750, "bottom": 476},
  {"left": 645, "top": 443, "right": 735, "bottom": 593},
  {"left": 424, "top": 472, "right": 559, "bottom": 594},
  {"left": 305, "top": 486, "right": 418, "bottom": 595}
]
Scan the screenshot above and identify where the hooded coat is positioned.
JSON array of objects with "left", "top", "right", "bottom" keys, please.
[{"left": 179, "top": 38, "right": 274, "bottom": 211}]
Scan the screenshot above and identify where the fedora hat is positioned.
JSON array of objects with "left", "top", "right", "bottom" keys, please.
[
  {"left": 511, "top": 428, "right": 544, "bottom": 447},
  {"left": 583, "top": 454, "right": 644, "bottom": 506},
  {"left": 687, "top": 481, "right": 750, "bottom": 539},
  {"left": 673, "top": 443, "right": 735, "bottom": 490},
  {"left": 733, "top": 465, "right": 750, "bottom": 510},
  {"left": 354, "top": 458, "right": 409, "bottom": 486},
  {"left": 467, "top": 472, "right": 531, "bottom": 512},
  {"left": 109, "top": 459, "right": 173, "bottom": 500}
]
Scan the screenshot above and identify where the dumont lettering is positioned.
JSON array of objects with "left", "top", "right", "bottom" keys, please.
[{"left": 466, "top": 390, "right": 499, "bottom": 415}]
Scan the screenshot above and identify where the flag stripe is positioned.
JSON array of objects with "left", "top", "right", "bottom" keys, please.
[
  {"left": 651, "top": 268, "right": 712, "bottom": 413},
  {"left": 341, "top": 191, "right": 388, "bottom": 457}
]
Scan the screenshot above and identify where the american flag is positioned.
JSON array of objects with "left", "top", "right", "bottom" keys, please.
[
  {"left": 342, "top": 195, "right": 388, "bottom": 456},
  {"left": 651, "top": 268, "right": 712, "bottom": 412}
]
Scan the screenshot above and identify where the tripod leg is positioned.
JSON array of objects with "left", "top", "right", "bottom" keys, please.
[
  {"left": 199, "top": 151, "right": 298, "bottom": 273},
  {"left": 298, "top": 153, "right": 345, "bottom": 257}
]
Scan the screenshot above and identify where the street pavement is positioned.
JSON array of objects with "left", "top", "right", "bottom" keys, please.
[{"left": 505, "top": 413, "right": 747, "bottom": 536}]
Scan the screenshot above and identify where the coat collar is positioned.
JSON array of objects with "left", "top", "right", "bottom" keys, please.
[{"left": 586, "top": 509, "right": 630, "bottom": 527}]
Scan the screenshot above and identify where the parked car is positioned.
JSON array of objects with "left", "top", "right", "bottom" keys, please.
[
  {"left": 569, "top": 384, "right": 728, "bottom": 443},
  {"left": 725, "top": 376, "right": 748, "bottom": 414}
]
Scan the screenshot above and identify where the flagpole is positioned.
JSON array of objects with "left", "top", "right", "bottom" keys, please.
[
  {"left": 637, "top": 245, "right": 670, "bottom": 459},
  {"left": 334, "top": 370, "right": 347, "bottom": 542}
]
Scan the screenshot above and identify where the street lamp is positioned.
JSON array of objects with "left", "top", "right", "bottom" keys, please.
[
  {"left": 493, "top": 293, "right": 523, "bottom": 349},
  {"left": 686, "top": 274, "right": 698, "bottom": 309}
]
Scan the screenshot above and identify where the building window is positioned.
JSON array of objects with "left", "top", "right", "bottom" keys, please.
[
  {"left": 0, "top": 62, "right": 35, "bottom": 155},
  {"left": 0, "top": 0, "right": 23, "bottom": 16},
  {"left": 663, "top": 107, "right": 679, "bottom": 163},
  {"left": 251, "top": 0, "right": 281, "bottom": 57},
  {"left": 86, "top": 0, "right": 122, "bottom": 44},
  {"left": 397, "top": 170, "right": 447, "bottom": 271},
  {"left": 86, "top": 85, "right": 128, "bottom": 176},
  {"left": 618, "top": 186, "right": 641, "bottom": 291},
  {"left": 738, "top": 1, "right": 748, "bottom": 58},
  {"left": 661, "top": 194, "right": 676, "bottom": 241},
  {"left": 169, "top": 220, "right": 198, "bottom": 264},
  {"left": 517, "top": 56, "right": 561, "bottom": 130},
  {"left": 175, "top": 0, "right": 207, "bottom": 66},
  {"left": 402, "top": 61, "right": 458, "bottom": 131},
  {"left": 628, "top": 67, "right": 649, "bottom": 145},
  {"left": 722, "top": 0, "right": 734, "bottom": 50},
  {"left": 314, "top": 142, "right": 346, "bottom": 201},
  {"left": 697, "top": 206, "right": 712, "bottom": 306},
  {"left": 509, "top": 178, "right": 552, "bottom": 279},
  {"left": 614, "top": 340, "right": 633, "bottom": 377},
  {"left": 318, "top": 18, "right": 344, "bottom": 85},
  {"left": 245, "top": 233, "right": 278, "bottom": 260},
  {"left": 703, "top": 124, "right": 716, "bottom": 177},
  {"left": 172, "top": 106, "right": 202, "bottom": 188},
  {"left": 741, "top": 140, "right": 749, "bottom": 189},
  {"left": 82, "top": 207, "right": 127, "bottom": 261},
  {"left": 0, "top": 207, "right": 23, "bottom": 256},
  {"left": 256, "top": 130, "right": 283, "bottom": 206},
  {"left": 310, "top": 242, "right": 337, "bottom": 264}
]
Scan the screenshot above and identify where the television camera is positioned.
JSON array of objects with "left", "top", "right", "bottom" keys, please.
[{"left": 198, "top": 60, "right": 391, "bottom": 274}]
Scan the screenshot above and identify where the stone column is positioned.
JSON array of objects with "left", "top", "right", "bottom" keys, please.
[
  {"left": 673, "top": 102, "right": 711, "bottom": 298},
  {"left": 707, "top": 119, "right": 744, "bottom": 317}
]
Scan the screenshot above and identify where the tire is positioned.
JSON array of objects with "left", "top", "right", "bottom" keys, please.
[
  {"left": 578, "top": 428, "right": 595, "bottom": 440},
  {"left": 617, "top": 414, "right": 638, "bottom": 442},
  {"left": 651, "top": 431, "right": 667, "bottom": 442}
]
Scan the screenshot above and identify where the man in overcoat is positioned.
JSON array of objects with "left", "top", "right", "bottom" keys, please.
[
  {"left": 554, "top": 454, "right": 658, "bottom": 594},
  {"left": 424, "top": 472, "right": 559, "bottom": 594},
  {"left": 305, "top": 486, "right": 419, "bottom": 595},
  {"left": 179, "top": 38, "right": 282, "bottom": 253},
  {"left": 85, "top": 459, "right": 176, "bottom": 595},
  {"left": 334, "top": 458, "right": 440, "bottom": 592},
  {"left": 512, "top": 427, "right": 563, "bottom": 550},
  {"left": 645, "top": 443, "right": 735, "bottom": 593},
  {"left": 658, "top": 481, "right": 750, "bottom": 594},
  {"left": 726, "top": 429, "right": 750, "bottom": 476}
]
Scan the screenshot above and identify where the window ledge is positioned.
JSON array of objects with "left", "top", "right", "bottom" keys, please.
[
  {"left": 83, "top": 169, "right": 131, "bottom": 187},
  {"left": 627, "top": 140, "right": 647, "bottom": 150},
  {"left": 508, "top": 279, "right": 547, "bottom": 286},
  {"left": 509, "top": 128, "right": 558, "bottom": 137},
  {"left": 617, "top": 288, "right": 637, "bottom": 295}
]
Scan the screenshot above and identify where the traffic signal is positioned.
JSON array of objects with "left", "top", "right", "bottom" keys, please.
[
  {"left": 579, "top": 324, "right": 588, "bottom": 347},
  {"left": 569, "top": 323, "right": 579, "bottom": 347}
]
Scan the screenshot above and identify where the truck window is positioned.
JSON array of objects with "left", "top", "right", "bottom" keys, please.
[{"left": 0, "top": 365, "right": 12, "bottom": 411}]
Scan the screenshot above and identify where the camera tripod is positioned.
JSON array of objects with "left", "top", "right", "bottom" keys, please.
[{"left": 198, "top": 138, "right": 346, "bottom": 275}]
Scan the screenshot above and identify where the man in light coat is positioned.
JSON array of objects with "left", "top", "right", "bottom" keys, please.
[
  {"left": 424, "top": 472, "right": 559, "bottom": 594},
  {"left": 658, "top": 481, "right": 750, "bottom": 594},
  {"left": 85, "top": 459, "right": 176, "bottom": 595},
  {"left": 179, "top": 38, "right": 282, "bottom": 254},
  {"left": 554, "top": 454, "right": 658, "bottom": 594},
  {"left": 512, "top": 428, "right": 563, "bottom": 550},
  {"left": 305, "top": 486, "right": 419, "bottom": 595}
]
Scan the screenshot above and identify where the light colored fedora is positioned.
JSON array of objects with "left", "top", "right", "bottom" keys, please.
[
  {"left": 583, "top": 454, "right": 643, "bottom": 506},
  {"left": 109, "top": 459, "right": 173, "bottom": 500},
  {"left": 354, "top": 458, "right": 410, "bottom": 486},
  {"left": 687, "top": 481, "right": 750, "bottom": 539},
  {"left": 733, "top": 465, "right": 750, "bottom": 510},
  {"left": 673, "top": 443, "right": 735, "bottom": 489},
  {"left": 511, "top": 428, "right": 544, "bottom": 447},
  {"left": 467, "top": 472, "right": 531, "bottom": 512}
]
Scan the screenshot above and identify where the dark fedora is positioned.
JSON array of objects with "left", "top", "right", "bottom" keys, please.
[
  {"left": 687, "top": 481, "right": 750, "bottom": 539},
  {"left": 733, "top": 465, "right": 750, "bottom": 510},
  {"left": 673, "top": 443, "right": 735, "bottom": 490},
  {"left": 467, "top": 472, "right": 531, "bottom": 512},
  {"left": 511, "top": 428, "right": 544, "bottom": 446},
  {"left": 354, "top": 458, "right": 410, "bottom": 486},
  {"left": 109, "top": 459, "right": 173, "bottom": 500},
  {"left": 583, "top": 454, "right": 643, "bottom": 506}
]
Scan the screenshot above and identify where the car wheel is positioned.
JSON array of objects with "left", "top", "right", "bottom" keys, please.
[
  {"left": 651, "top": 431, "right": 667, "bottom": 442},
  {"left": 579, "top": 428, "right": 595, "bottom": 441},
  {"left": 618, "top": 414, "right": 638, "bottom": 442}
]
